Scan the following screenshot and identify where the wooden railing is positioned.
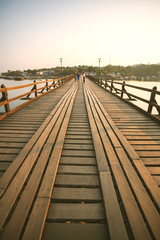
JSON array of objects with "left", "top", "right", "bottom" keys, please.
[
  {"left": 0, "top": 75, "right": 73, "bottom": 121},
  {"left": 88, "top": 76, "right": 160, "bottom": 119}
]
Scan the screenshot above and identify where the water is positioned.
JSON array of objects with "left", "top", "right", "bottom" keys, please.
[
  {"left": 112, "top": 80, "right": 160, "bottom": 114},
  {"left": 0, "top": 78, "right": 48, "bottom": 113},
  {"left": 0, "top": 78, "right": 160, "bottom": 115}
]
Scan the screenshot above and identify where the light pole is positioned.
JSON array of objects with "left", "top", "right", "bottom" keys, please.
[
  {"left": 98, "top": 58, "right": 101, "bottom": 69},
  {"left": 60, "top": 58, "right": 63, "bottom": 68},
  {"left": 98, "top": 58, "right": 101, "bottom": 79}
]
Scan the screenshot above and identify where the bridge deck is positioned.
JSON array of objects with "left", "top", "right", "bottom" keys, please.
[{"left": 0, "top": 78, "right": 159, "bottom": 240}]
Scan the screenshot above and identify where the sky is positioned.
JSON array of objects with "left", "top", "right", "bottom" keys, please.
[{"left": 0, "top": 0, "right": 160, "bottom": 72}]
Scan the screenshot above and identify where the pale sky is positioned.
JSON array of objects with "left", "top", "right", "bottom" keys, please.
[{"left": 0, "top": 0, "right": 160, "bottom": 72}]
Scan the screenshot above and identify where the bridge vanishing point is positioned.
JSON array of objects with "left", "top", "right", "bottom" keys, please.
[{"left": 0, "top": 77, "right": 160, "bottom": 240}]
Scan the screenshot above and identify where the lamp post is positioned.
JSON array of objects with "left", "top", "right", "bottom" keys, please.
[
  {"left": 98, "top": 58, "right": 101, "bottom": 80},
  {"left": 98, "top": 58, "right": 101, "bottom": 69},
  {"left": 60, "top": 58, "right": 63, "bottom": 68}
]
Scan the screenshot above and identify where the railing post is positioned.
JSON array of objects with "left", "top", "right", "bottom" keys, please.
[
  {"left": 101, "top": 77, "right": 103, "bottom": 87},
  {"left": 121, "top": 81, "right": 125, "bottom": 98},
  {"left": 62, "top": 78, "right": 65, "bottom": 85},
  {"left": 105, "top": 79, "right": 107, "bottom": 90},
  {"left": 148, "top": 86, "right": 157, "bottom": 114},
  {"left": 111, "top": 80, "right": 114, "bottom": 92},
  {"left": 34, "top": 80, "right": 37, "bottom": 97},
  {"left": 46, "top": 81, "right": 49, "bottom": 92},
  {"left": 1, "top": 84, "right": 10, "bottom": 113}
]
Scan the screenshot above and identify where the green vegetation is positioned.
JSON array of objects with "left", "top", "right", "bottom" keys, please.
[
  {"left": 1, "top": 64, "right": 160, "bottom": 80},
  {"left": 2, "top": 70, "right": 23, "bottom": 77},
  {"left": 102, "top": 64, "right": 160, "bottom": 78}
]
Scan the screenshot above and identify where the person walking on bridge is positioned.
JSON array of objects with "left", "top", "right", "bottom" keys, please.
[
  {"left": 74, "top": 72, "right": 77, "bottom": 81},
  {"left": 77, "top": 72, "right": 80, "bottom": 80},
  {"left": 83, "top": 72, "right": 86, "bottom": 83}
]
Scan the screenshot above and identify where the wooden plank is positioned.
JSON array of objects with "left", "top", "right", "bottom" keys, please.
[
  {"left": 114, "top": 120, "right": 155, "bottom": 123},
  {"left": 67, "top": 128, "right": 90, "bottom": 132},
  {"left": 118, "top": 126, "right": 160, "bottom": 129},
  {"left": 133, "top": 160, "right": 160, "bottom": 207},
  {"left": 133, "top": 145, "right": 160, "bottom": 150},
  {"left": 116, "top": 147, "right": 160, "bottom": 238},
  {"left": 17, "top": 84, "right": 78, "bottom": 240},
  {"left": 69, "top": 119, "right": 88, "bottom": 123},
  {"left": 64, "top": 139, "right": 93, "bottom": 144},
  {"left": 58, "top": 165, "right": 98, "bottom": 174},
  {"left": 0, "top": 137, "right": 30, "bottom": 142},
  {"left": 116, "top": 123, "right": 159, "bottom": 126},
  {"left": 84, "top": 84, "right": 154, "bottom": 239},
  {"left": 63, "top": 144, "right": 94, "bottom": 150},
  {"left": 129, "top": 140, "right": 160, "bottom": 145},
  {"left": 0, "top": 148, "right": 21, "bottom": 154},
  {"left": 0, "top": 87, "right": 76, "bottom": 236},
  {"left": 0, "top": 162, "right": 10, "bottom": 171},
  {"left": 65, "top": 134, "right": 92, "bottom": 139},
  {"left": 0, "top": 124, "right": 39, "bottom": 128},
  {"left": 62, "top": 150, "right": 95, "bottom": 157},
  {"left": 0, "top": 142, "right": 25, "bottom": 148},
  {"left": 122, "top": 132, "right": 160, "bottom": 136},
  {"left": 0, "top": 123, "right": 40, "bottom": 127},
  {"left": 147, "top": 167, "right": 160, "bottom": 175},
  {"left": 0, "top": 120, "right": 44, "bottom": 124},
  {"left": 0, "top": 130, "right": 35, "bottom": 134},
  {"left": 52, "top": 187, "right": 102, "bottom": 201},
  {"left": 153, "top": 176, "right": 160, "bottom": 185},
  {"left": 66, "top": 131, "right": 91, "bottom": 135},
  {"left": 60, "top": 156, "right": 96, "bottom": 165},
  {"left": 84, "top": 85, "right": 151, "bottom": 239},
  {"left": 86, "top": 86, "right": 140, "bottom": 161},
  {"left": 1, "top": 144, "right": 55, "bottom": 239},
  {"left": 126, "top": 136, "right": 160, "bottom": 140},
  {"left": 0, "top": 133, "right": 32, "bottom": 138},
  {"left": 0, "top": 84, "right": 77, "bottom": 232},
  {"left": 47, "top": 203, "right": 105, "bottom": 221},
  {"left": 81, "top": 89, "right": 110, "bottom": 172},
  {"left": 55, "top": 175, "right": 100, "bottom": 187},
  {"left": 142, "top": 158, "right": 160, "bottom": 165},
  {"left": 0, "top": 154, "right": 16, "bottom": 161},
  {"left": 136, "top": 151, "right": 160, "bottom": 157},
  {"left": 0, "top": 173, "right": 4, "bottom": 178},
  {"left": 42, "top": 223, "right": 108, "bottom": 240},
  {"left": 100, "top": 171, "right": 128, "bottom": 240},
  {"left": 68, "top": 123, "right": 89, "bottom": 126},
  {"left": 0, "top": 84, "right": 75, "bottom": 190}
]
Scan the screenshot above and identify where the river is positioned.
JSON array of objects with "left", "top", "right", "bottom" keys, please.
[
  {"left": 111, "top": 80, "right": 160, "bottom": 114},
  {"left": 0, "top": 78, "right": 46, "bottom": 112},
  {"left": 0, "top": 78, "right": 160, "bottom": 115}
]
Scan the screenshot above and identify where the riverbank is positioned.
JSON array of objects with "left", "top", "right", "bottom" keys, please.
[{"left": 0, "top": 76, "right": 56, "bottom": 81}]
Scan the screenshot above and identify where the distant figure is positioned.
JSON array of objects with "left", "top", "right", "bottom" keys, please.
[
  {"left": 77, "top": 72, "right": 80, "bottom": 80},
  {"left": 75, "top": 72, "right": 77, "bottom": 81},
  {"left": 83, "top": 72, "right": 86, "bottom": 83}
]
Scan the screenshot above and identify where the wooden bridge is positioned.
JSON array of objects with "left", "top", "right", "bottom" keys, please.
[{"left": 0, "top": 77, "right": 160, "bottom": 240}]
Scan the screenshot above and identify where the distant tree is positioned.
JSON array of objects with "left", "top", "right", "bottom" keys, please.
[
  {"left": 2, "top": 70, "right": 23, "bottom": 76},
  {"left": 26, "top": 69, "right": 37, "bottom": 75}
]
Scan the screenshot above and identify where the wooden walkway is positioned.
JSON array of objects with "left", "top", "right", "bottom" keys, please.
[{"left": 0, "top": 78, "right": 160, "bottom": 240}]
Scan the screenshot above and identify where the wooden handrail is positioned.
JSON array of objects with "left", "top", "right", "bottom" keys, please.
[
  {"left": 88, "top": 76, "right": 160, "bottom": 116},
  {"left": 0, "top": 75, "right": 73, "bottom": 121},
  {"left": 104, "top": 80, "right": 160, "bottom": 95}
]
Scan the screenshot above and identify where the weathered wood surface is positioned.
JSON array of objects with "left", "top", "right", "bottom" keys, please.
[
  {"left": 84, "top": 83, "right": 160, "bottom": 240},
  {"left": 88, "top": 79, "right": 160, "bottom": 188},
  {"left": 0, "top": 80, "right": 74, "bottom": 177},
  {"left": 0, "top": 78, "right": 160, "bottom": 240}
]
